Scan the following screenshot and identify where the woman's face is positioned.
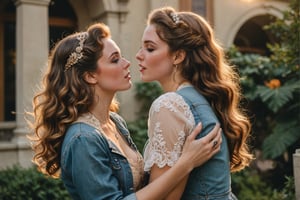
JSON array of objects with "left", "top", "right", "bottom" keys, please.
[
  {"left": 95, "top": 38, "right": 131, "bottom": 92},
  {"left": 136, "top": 24, "right": 175, "bottom": 84}
]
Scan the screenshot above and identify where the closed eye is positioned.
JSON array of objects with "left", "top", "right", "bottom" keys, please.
[
  {"left": 112, "top": 58, "right": 119, "bottom": 63},
  {"left": 110, "top": 52, "right": 121, "bottom": 63},
  {"left": 147, "top": 48, "right": 154, "bottom": 52}
]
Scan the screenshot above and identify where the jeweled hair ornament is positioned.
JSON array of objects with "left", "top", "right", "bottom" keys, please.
[
  {"left": 64, "top": 32, "right": 88, "bottom": 72},
  {"left": 170, "top": 12, "right": 180, "bottom": 24}
]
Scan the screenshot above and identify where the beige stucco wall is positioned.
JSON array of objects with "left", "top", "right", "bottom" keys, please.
[{"left": 213, "top": 0, "right": 288, "bottom": 48}]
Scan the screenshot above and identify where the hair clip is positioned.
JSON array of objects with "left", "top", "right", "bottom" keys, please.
[
  {"left": 170, "top": 12, "right": 180, "bottom": 24},
  {"left": 65, "top": 32, "right": 88, "bottom": 72}
]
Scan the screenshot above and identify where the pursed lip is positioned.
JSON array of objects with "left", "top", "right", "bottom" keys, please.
[
  {"left": 138, "top": 64, "right": 146, "bottom": 72},
  {"left": 124, "top": 71, "right": 131, "bottom": 78}
]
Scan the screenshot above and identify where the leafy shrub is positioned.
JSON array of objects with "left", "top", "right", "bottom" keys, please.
[
  {"left": 0, "top": 165, "right": 70, "bottom": 200},
  {"left": 232, "top": 169, "right": 295, "bottom": 200}
]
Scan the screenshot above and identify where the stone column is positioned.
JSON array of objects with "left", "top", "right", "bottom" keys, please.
[
  {"left": 14, "top": 0, "right": 50, "bottom": 167},
  {"left": 294, "top": 149, "right": 300, "bottom": 200}
]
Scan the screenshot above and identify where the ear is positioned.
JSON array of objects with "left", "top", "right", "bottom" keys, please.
[
  {"left": 173, "top": 50, "right": 186, "bottom": 65},
  {"left": 83, "top": 72, "right": 97, "bottom": 84}
]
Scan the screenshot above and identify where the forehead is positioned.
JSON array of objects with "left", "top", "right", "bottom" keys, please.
[
  {"left": 142, "top": 24, "right": 161, "bottom": 43},
  {"left": 102, "top": 38, "right": 120, "bottom": 55}
]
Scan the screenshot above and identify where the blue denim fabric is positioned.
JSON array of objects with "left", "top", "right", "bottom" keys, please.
[
  {"left": 61, "top": 112, "right": 138, "bottom": 200},
  {"left": 176, "top": 86, "right": 237, "bottom": 200}
]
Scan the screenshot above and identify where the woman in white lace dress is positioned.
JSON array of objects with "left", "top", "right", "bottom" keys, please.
[{"left": 136, "top": 7, "right": 253, "bottom": 200}]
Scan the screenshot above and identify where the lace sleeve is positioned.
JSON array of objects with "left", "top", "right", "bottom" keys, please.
[{"left": 143, "top": 92, "right": 195, "bottom": 172}]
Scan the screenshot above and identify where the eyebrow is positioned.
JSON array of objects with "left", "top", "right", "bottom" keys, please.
[
  {"left": 144, "top": 40, "right": 156, "bottom": 45},
  {"left": 109, "top": 51, "right": 120, "bottom": 59}
]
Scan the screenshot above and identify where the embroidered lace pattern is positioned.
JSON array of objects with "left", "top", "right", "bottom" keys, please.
[
  {"left": 75, "top": 113, "right": 144, "bottom": 190},
  {"left": 144, "top": 92, "right": 195, "bottom": 171}
]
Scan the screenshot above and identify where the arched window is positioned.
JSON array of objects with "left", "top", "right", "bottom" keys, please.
[
  {"left": 234, "top": 15, "right": 278, "bottom": 56},
  {"left": 48, "top": 0, "right": 77, "bottom": 49}
]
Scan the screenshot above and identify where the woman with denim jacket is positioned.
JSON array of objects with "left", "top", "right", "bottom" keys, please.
[
  {"left": 28, "top": 22, "right": 222, "bottom": 200},
  {"left": 136, "top": 7, "right": 254, "bottom": 200}
]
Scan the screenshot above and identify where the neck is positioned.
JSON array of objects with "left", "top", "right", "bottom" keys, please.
[
  {"left": 89, "top": 91, "right": 114, "bottom": 125},
  {"left": 90, "top": 110, "right": 110, "bottom": 124},
  {"left": 160, "top": 78, "right": 190, "bottom": 93}
]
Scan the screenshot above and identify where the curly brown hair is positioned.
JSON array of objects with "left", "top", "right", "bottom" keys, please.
[
  {"left": 27, "top": 23, "right": 119, "bottom": 178},
  {"left": 148, "top": 7, "right": 253, "bottom": 172}
]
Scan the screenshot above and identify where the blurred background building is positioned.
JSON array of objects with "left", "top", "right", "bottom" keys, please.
[{"left": 0, "top": 0, "right": 288, "bottom": 168}]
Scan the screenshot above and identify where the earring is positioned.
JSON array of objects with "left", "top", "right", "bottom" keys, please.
[{"left": 173, "top": 64, "right": 178, "bottom": 82}]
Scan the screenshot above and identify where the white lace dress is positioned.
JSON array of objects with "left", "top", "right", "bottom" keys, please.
[{"left": 143, "top": 92, "right": 195, "bottom": 172}]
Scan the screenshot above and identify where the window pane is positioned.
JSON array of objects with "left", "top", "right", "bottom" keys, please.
[
  {"left": 192, "top": 0, "right": 206, "bottom": 18},
  {"left": 4, "top": 21, "right": 16, "bottom": 121}
]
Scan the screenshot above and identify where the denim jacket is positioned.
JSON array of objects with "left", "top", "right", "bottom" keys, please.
[
  {"left": 177, "top": 86, "right": 237, "bottom": 200},
  {"left": 60, "top": 112, "right": 138, "bottom": 200}
]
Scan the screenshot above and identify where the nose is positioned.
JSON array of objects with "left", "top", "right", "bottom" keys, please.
[
  {"left": 122, "top": 57, "right": 130, "bottom": 68},
  {"left": 135, "top": 48, "right": 142, "bottom": 61}
]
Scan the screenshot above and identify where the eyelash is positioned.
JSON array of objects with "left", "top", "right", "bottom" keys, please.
[
  {"left": 147, "top": 48, "right": 154, "bottom": 52},
  {"left": 112, "top": 57, "right": 120, "bottom": 63},
  {"left": 112, "top": 59, "right": 119, "bottom": 63}
]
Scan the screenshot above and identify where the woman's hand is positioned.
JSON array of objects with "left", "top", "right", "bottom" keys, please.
[
  {"left": 180, "top": 123, "right": 222, "bottom": 170},
  {"left": 136, "top": 123, "right": 222, "bottom": 200}
]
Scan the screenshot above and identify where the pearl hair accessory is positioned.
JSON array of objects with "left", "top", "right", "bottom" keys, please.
[
  {"left": 170, "top": 12, "right": 180, "bottom": 24},
  {"left": 65, "top": 32, "right": 88, "bottom": 71}
]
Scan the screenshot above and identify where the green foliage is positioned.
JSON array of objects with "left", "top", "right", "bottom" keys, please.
[
  {"left": 228, "top": 48, "right": 300, "bottom": 159},
  {"left": 226, "top": 1, "right": 299, "bottom": 196},
  {"left": 232, "top": 169, "right": 295, "bottom": 200},
  {"left": 276, "top": 176, "right": 296, "bottom": 200},
  {"left": 227, "top": 0, "right": 300, "bottom": 159},
  {"left": 262, "top": 120, "right": 300, "bottom": 158},
  {"left": 255, "top": 83, "right": 299, "bottom": 113},
  {"left": 134, "top": 81, "right": 163, "bottom": 117},
  {"left": 264, "top": 0, "right": 300, "bottom": 67},
  {"left": 0, "top": 165, "right": 70, "bottom": 200},
  {"left": 232, "top": 169, "right": 275, "bottom": 200},
  {"left": 127, "top": 117, "right": 148, "bottom": 152}
]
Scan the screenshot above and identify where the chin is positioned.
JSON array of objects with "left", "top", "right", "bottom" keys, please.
[{"left": 124, "top": 83, "right": 132, "bottom": 90}]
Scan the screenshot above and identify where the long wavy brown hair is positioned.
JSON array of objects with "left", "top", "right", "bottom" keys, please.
[
  {"left": 148, "top": 7, "right": 253, "bottom": 172},
  {"left": 27, "top": 23, "right": 119, "bottom": 178}
]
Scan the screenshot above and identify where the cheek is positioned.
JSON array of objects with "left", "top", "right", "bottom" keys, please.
[
  {"left": 98, "top": 65, "right": 121, "bottom": 79},
  {"left": 148, "top": 53, "right": 173, "bottom": 74},
  {"left": 148, "top": 53, "right": 164, "bottom": 67},
  {"left": 98, "top": 67, "right": 124, "bottom": 89}
]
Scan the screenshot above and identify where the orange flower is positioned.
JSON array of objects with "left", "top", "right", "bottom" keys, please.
[{"left": 265, "top": 79, "right": 281, "bottom": 89}]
